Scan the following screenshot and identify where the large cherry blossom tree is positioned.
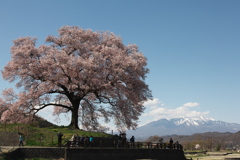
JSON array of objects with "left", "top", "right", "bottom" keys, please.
[{"left": 1, "top": 26, "right": 152, "bottom": 130}]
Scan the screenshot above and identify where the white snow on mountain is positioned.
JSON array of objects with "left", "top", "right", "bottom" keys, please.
[
  {"left": 127, "top": 116, "right": 240, "bottom": 138},
  {"left": 174, "top": 116, "right": 215, "bottom": 126}
]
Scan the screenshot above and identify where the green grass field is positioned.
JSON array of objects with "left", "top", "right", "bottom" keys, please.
[{"left": 0, "top": 123, "right": 113, "bottom": 147}]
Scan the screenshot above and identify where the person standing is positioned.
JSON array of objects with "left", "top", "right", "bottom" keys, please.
[
  {"left": 159, "top": 138, "right": 163, "bottom": 143},
  {"left": 89, "top": 136, "right": 94, "bottom": 147},
  {"left": 73, "top": 134, "right": 78, "bottom": 147},
  {"left": 122, "top": 133, "right": 127, "bottom": 148},
  {"left": 19, "top": 133, "right": 24, "bottom": 147},
  {"left": 169, "top": 138, "right": 173, "bottom": 149},
  {"left": 75, "top": 134, "right": 80, "bottom": 147},
  {"left": 80, "top": 135, "right": 84, "bottom": 147},
  {"left": 130, "top": 136, "right": 135, "bottom": 148},
  {"left": 117, "top": 134, "right": 122, "bottom": 148},
  {"left": 84, "top": 136, "right": 89, "bottom": 148},
  {"left": 57, "top": 132, "right": 63, "bottom": 148},
  {"left": 174, "top": 141, "right": 179, "bottom": 149},
  {"left": 159, "top": 138, "right": 163, "bottom": 149}
]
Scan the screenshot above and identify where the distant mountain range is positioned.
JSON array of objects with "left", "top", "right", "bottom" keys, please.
[{"left": 127, "top": 116, "right": 240, "bottom": 138}]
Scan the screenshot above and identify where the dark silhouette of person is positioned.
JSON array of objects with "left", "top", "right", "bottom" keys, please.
[
  {"left": 169, "top": 138, "right": 173, "bottom": 149},
  {"left": 84, "top": 136, "right": 89, "bottom": 147},
  {"left": 117, "top": 134, "right": 122, "bottom": 148},
  {"left": 122, "top": 133, "right": 127, "bottom": 148},
  {"left": 159, "top": 138, "right": 163, "bottom": 149},
  {"left": 57, "top": 132, "right": 63, "bottom": 147},
  {"left": 75, "top": 134, "right": 81, "bottom": 147},
  {"left": 80, "top": 135, "right": 84, "bottom": 147},
  {"left": 174, "top": 141, "right": 179, "bottom": 149},
  {"left": 130, "top": 136, "right": 135, "bottom": 148}
]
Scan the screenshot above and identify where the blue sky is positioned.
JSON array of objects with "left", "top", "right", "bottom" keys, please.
[{"left": 0, "top": 0, "right": 240, "bottom": 129}]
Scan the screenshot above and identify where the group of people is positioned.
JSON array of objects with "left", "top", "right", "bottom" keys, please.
[
  {"left": 57, "top": 132, "right": 94, "bottom": 148},
  {"left": 70, "top": 134, "right": 94, "bottom": 147},
  {"left": 18, "top": 131, "right": 179, "bottom": 150},
  {"left": 159, "top": 138, "right": 179, "bottom": 149},
  {"left": 117, "top": 133, "right": 135, "bottom": 148},
  {"left": 18, "top": 132, "right": 94, "bottom": 148}
]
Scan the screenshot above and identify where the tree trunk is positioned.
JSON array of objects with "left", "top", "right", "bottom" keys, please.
[{"left": 69, "top": 102, "right": 80, "bottom": 129}]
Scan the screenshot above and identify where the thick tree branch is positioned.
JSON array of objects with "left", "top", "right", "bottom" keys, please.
[{"left": 33, "top": 103, "right": 72, "bottom": 114}]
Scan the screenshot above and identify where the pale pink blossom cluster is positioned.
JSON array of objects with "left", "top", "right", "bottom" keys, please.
[
  {"left": 1, "top": 26, "right": 152, "bottom": 131},
  {"left": 0, "top": 88, "right": 33, "bottom": 124}
]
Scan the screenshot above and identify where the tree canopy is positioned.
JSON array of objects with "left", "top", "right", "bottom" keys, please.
[{"left": 0, "top": 26, "right": 152, "bottom": 131}]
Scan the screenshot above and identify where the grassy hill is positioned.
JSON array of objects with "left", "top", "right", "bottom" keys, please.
[{"left": 0, "top": 120, "right": 113, "bottom": 147}]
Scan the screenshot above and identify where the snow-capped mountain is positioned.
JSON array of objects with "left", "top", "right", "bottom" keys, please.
[{"left": 127, "top": 117, "right": 240, "bottom": 138}]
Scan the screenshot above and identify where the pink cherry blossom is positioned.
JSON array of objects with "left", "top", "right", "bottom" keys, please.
[{"left": 1, "top": 26, "right": 152, "bottom": 131}]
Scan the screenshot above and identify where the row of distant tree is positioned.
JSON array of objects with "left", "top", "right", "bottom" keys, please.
[{"left": 144, "top": 131, "right": 240, "bottom": 151}]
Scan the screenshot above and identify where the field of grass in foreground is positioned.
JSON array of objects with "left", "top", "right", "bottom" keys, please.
[{"left": 0, "top": 123, "right": 113, "bottom": 147}]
